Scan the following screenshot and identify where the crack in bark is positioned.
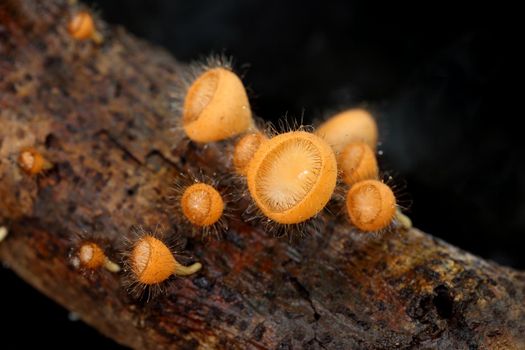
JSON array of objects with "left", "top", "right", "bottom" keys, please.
[
  {"left": 287, "top": 274, "right": 327, "bottom": 348},
  {"left": 288, "top": 275, "right": 321, "bottom": 321},
  {"left": 96, "top": 130, "right": 145, "bottom": 166}
]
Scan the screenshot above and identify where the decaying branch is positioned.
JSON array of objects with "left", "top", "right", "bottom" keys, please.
[{"left": 1, "top": 1, "right": 524, "bottom": 349}]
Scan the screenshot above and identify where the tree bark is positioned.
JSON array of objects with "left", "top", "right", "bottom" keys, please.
[{"left": 1, "top": 1, "right": 524, "bottom": 349}]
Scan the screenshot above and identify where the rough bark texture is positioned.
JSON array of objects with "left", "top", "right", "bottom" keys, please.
[{"left": 1, "top": 1, "right": 524, "bottom": 349}]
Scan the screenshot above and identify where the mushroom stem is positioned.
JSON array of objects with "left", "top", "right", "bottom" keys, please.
[
  {"left": 91, "top": 30, "right": 104, "bottom": 45},
  {"left": 103, "top": 259, "right": 121, "bottom": 273},
  {"left": 42, "top": 158, "right": 54, "bottom": 171},
  {"left": 174, "top": 262, "right": 202, "bottom": 276},
  {"left": 0, "top": 227, "right": 8, "bottom": 242},
  {"left": 395, "top": 210, "right": 412, "bottom": 229}
]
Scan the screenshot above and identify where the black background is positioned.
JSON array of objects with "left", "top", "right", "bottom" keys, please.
[{"left": 2, "top": 1, "right": 522, "bottom": 348}]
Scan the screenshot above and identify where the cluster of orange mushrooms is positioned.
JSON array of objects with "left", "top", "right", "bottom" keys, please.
[
  {"left": 176, "top": 64, "right": 406, "bottom": 233},
  {"left": 10, "top": 10, "right": 410, "bottom": 297}
]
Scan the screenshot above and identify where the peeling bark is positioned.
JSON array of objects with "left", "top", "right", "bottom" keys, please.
[{"left": 1, "top": 1, "right": 524, "bottom": 349}]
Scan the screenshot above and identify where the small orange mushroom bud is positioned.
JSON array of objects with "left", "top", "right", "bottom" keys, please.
[
  {"left": 247, "top": 131, "right": 337, "bottom": 224},
  {"left": 182, "top": 67, "right": 253, "bottom": 142},
  {"left": 315, "top": 108, "right": 378, "bottom": 154},
  {"left": 233, "top": 132, "right": 268, "bottom": 176},
  {"left": 181, "top": 183, "right": 224, "bottom": 227},
  {"left": 79, "top": 242, "right": 105, "bottom": 269},
  {"left": 18, "top": 147, "right": 52, "bottom": 175},
  {"left": 78, "top": 242, "right": 120, "bottom": 272},
  {"left": 130, "top": 235, "right": 201, "bottom": 285},
  {"left": 67, "top": 11, "right": 103, "bottom": 44},
  {"left": 346, "top": 180, "right": 396, "bottom": 232},
  {"left": 339, "top": 141, "right": 378, "bottom": 185}
]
